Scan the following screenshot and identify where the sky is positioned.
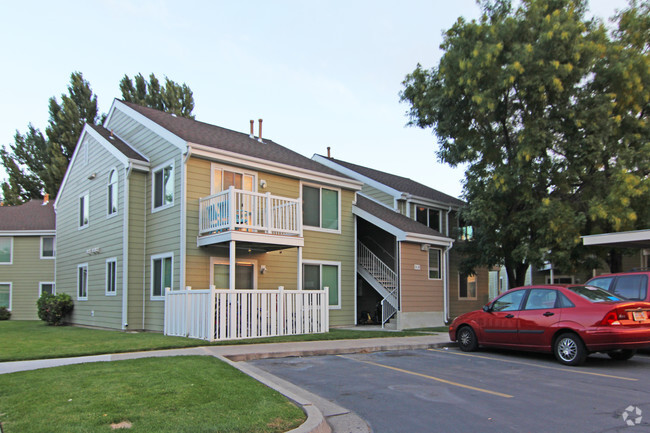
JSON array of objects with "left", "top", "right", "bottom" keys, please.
[{"left": 0, "top": 0, "right": 630, "bottom": 199}]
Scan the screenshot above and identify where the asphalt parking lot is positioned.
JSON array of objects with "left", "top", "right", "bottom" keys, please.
[{"left": 250, "top": 348, "right": 650, "bottom": 433}]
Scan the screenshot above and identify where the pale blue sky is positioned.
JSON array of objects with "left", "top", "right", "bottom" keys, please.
[{"left": 0, "top": 0, "right": 629, "bottom": 198}]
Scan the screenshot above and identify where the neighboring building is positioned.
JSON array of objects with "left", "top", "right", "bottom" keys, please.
[
  {"left": 0, "top": 199, "right": 56, "bottom": 319},
  {"left": 54, "top": 100, "right": 362, "bottom": 332},
  {"left": 313, "top": 154, "right": 491, "bottom": 327}
]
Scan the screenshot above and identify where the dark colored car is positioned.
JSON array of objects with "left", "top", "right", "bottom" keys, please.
[
  {"left": 586, "top": 270, "right": 649, "bottom": 302},
  {"left": 448, "top": 285, "right": 650, "bottom": 366}
]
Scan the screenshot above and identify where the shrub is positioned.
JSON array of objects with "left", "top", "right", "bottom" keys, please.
[
  {"left": 37, "top": 293, "right": 74, "bottom": 325},
  {"left": 0, "top": 306, "right": 10, "bottom": 320}
]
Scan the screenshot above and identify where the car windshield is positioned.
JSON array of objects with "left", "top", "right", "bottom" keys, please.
[{"left": 569, "top": 285, "right": 623, "bottom": 302}]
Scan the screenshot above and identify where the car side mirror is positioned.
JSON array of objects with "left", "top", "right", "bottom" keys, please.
[{"left": 482, "top": 304, "right": 491, "bottom": 313}]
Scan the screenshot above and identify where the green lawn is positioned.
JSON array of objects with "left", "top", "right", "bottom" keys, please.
[
  {"left": 0, "top": 356, "right": 305, "bottom": 433},
  {"left": 0, "top": 321, "right": 431, "bottom": 362}
]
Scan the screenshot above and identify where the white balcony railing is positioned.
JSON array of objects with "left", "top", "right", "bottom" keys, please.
[{"left": 199, "top": 187, "right": 301, "bottom": 237}]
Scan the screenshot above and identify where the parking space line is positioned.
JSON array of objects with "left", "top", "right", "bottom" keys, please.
[
  {"left": 427, "top": 349, "right": 638, "bottom": 381},
  {"left": 337, "top": 355, "right": 513, "bottom": 398}
]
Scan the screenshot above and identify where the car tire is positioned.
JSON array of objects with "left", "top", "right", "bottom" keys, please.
[
  {"left": 457, "top": 326, "right": 478, "bottom": 352},
  {"left": 607, "top": 349, "right": 636, "bottom": 361},
  {"left": 554, "top": 333, "right": 587, "bottom": 366}
]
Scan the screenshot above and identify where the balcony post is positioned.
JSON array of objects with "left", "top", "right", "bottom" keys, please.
[
  {"left": 265, "top": 192, "right": 272, "bottom": 233},
  {"left": 228, "top": 186, "right": 235, "bottom": 231}
]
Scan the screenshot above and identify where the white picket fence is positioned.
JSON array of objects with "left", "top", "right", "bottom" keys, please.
[{"left": 164, "top": 287, "right": 329, "bottom": 341}]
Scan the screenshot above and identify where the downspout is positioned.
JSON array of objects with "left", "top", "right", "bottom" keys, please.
[{"left": 121, "top": 163, "right": 132, "bottom": 330}]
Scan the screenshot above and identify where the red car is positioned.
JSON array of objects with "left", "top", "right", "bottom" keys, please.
[{"left": 449, "top": 285, "right": 650, "bottom": 366}]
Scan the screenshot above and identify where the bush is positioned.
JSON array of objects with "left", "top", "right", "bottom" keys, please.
[
  {"left": 37, "top": 293, "right": 74, "bottom": 325},
  {"left": 0, "top": 307, "right": 10, "bottom": 320}
]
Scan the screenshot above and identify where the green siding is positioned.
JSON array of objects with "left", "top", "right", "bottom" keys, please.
[
  {"left": 361, "top": 185, "right": 393, "bottom": 207},
  {"left": 0, "top": 236, "right": 55, "bottom": 320}
]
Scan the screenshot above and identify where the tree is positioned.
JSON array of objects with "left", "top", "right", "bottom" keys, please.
[
  {"left": 120, "top": 73, "right": 195, "bottom": 119},
  {"left": 401, "top": 0, "right": 649, "bottom": 286}
]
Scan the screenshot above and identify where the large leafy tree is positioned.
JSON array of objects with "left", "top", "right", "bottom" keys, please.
[
  {"left": 401, "top": 0, "right": 649, "bottom": 287},
  {"left": 1, "top": 72, "right": 195, "bottom": 204}
]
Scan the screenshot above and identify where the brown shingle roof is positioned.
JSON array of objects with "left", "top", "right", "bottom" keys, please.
[
  {"left": 355, "top": 195, "right": 446, "bottom": 238},
  {"left": 319, "top": 155, "right": 465, "bottom": 207},
  {"left": 0, "top": 199, "right": 55, "bottom": 231},
  {"left": 87, "top": 124, "right": 148, "bottom": 162},
  {"left": 120, "top": 101, "right": 349, "bottom": 179}
]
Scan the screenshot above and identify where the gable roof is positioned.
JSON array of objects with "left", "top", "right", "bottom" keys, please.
[
  {"left": 118, "top": 101, "right": 354, "bottom": 181},
  {"left": 0, "top": 199, "right": 55, "bottom": 232},
  {"left": 86, "top": 124, "right": 148, "bottom": 162},
  {"left": 313, "top": 154, "right": 465, "bottom": 208},
  {"left": 354, "top": 195, "right": 452, "bottom": 246}
]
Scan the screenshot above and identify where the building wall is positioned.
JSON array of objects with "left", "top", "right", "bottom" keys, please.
[
  {"left": 55, "top": 135, "right": 127, "bottom": 329},
  {"left": 0, "top": 236, "right": 55, "bottom": 320},
  {"left": 447, "top": 249, "right": 490, "bottom": 320},
  {"left": 126, "top": 171, "right": 147, "bottom": 330},
  {"left": 399, "top": 242, "right": 443, "bottom": 313},
  {"left": 360, "top": 185, "right": 393, "bottom": 207}
]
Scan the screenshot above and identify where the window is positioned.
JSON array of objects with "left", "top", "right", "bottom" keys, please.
[
  {"left": 211, "top": 261, "right": 255, "bottom": 289},
  {"left": 587, "top": 277, "right": 613, "bottom": 291},
  {"left": 41, "top": 237, "right": 55, "bottom": 259},
  {"left": 428, "top": 248, "right": 441, "bottom": 279},
  {"left": 107, "top": 169, "right": 118, "bottom": 216},
  {"left": 78, "top": 264, "right": 88, "bottom": 300},
  {"left": 302, "top": 185, "right": 339, "bottom": 231},
  {"left": 459, "top": 273, "right": 477, "bottom": 299},
  {"left": 39, "top": 282, "right": 55, "bottom": 296},
  {"left": 524, "top": 289, "right": 558, "bottom": 310},
  {"left": 0, "top": 237, "right": 12, "bottom": 264},
  {"left": 151, "top": 253, "right": 173, "bottom": 299},
  {"left": 212, "top": 166, "right": 255, "bottom": 193},
  {"left": 153, "top": 162, "right": 174, "bottom": 209},
  {"left": 491, "top": 290, "right": 525, "bottom": 312},
  {"left": 612, "top": 275, "right": 648, "bottom": 301},
  {"left": 303, "top": 261, "right": 340, "bottom": 308},
  {"left": 79, "top": 192, "right": 89, "bottom": 228},
  {"left": 416, "top": 206, "right": 441, "bottom": 232},
  {"left": 458, "top": 216, "right": 473, "bottom": 241},
  {"left": 106, "top": 258, "right": 117, "bottom": 295},
  {"left": 0, "top": 283, "right": 10, "bottom": 309}
]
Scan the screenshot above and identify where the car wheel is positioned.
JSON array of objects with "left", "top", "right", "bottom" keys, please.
[
  {"left": 554, "top": 333, "right": 587, "bottom": 366},
  {"left": 457, "top": 326, "right": 478, "bottom": 352},
  {"left": 607, "top": 349, "right": 636, "bottom": 361}
]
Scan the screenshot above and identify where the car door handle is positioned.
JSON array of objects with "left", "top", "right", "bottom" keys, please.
[
  {"left": 543, "top": 312, "right": 554, "bottom": 317},
  {"left": 505, "top": 314, "right": 515, "bottom": 319}
]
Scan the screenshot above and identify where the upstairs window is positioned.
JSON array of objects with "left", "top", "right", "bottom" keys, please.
[
  {"left": 458, "top": 216, "right": 473, "bottom": 241},
  {"left": 41, "top": 237, "right": 55, "bottom": 259},
  {"left": 107, "top": 169, "right": 118, "bottom": 216},
  {"left": 459, "top": 273, "right": 477, "bottom": 299},
  {"left": 153, "top": 162, "right": 174, "bottom": 210},
  {"left": 79, "top": 193, "right": 89, "bottom": 229},
  {"left": 416, "top": 206, "right": 441, "bottom": 232},
  {"left": 302, "top": 185, "right": 339, "bottom": 231},
  {"left": 0, "top": 237, "right": 12, "bottom": 264}
]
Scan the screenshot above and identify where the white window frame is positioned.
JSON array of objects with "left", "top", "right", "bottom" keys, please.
[
  {"left": 302, "top": 259, "right": 341, "bottom": 309},
  {"left": 210, "top": 163, "right": 257, "bottom": 194},
  {"left": 79, "top": 191, "right": 90, "bottom": 230},
  {"left": 106, "top": 257, "right": 117, "bottom": 296},
  {"left": 209, "top": 257, "right": 258, "bottom": 289},
  {"left": 40, "top": 236, "right": 55, "bottom": 259},
  {"left": 107, "top": 168, "right": 119, "bottom": 218},
  {"left": 152, "top": 160, "right": 175, "bottom": 212},
  {"left": 77, "top": 263, "right": 89, "bottom": 301},
  {"left": 428, "top": 248, "right": 442, "bottom": 280},
  {"left": 0, "top": 282, "right": 11, "bottom": 310},
  {"left": 0, "top": 237, "right": 13, "bottom": 265},
  {"left": 39, "top": 282, "right": 56, "bottom": 296},
  {"left": 151, "top": 252, "right": 173, "bottom": 300},
  {"left": 458, "top": 273, "right": 478, "bottom": 300},
  {"left": 301, "top": 182, "right": 342, "bottom": 234}
]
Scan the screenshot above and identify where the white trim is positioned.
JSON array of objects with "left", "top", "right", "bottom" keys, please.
[
  {"left": 107, "top": 167, "right": 119, "bottom": 218},
  {"left": 209, "top": 257, "right": 258, "bottom": 289},
  {"left": 78, "top": 191, "right": 90, "bottom": 230},
  {"left": 150, "top": 252, "right": 173, "bottom": 300},
  {"left": 428, "top": 248, "right": 442, "bottom": 280},
  {"left": 40, "top": 236, "right": 56, "bottom": 259},
  {"left": 301, "top": 181, "right": 342, "bottom": 234},
  {"left": 151, "top": 159, "right": 175, "bottom": 213},
  {"left": 106, "top": 257, "right": 118, "bottom": 296},
  {"left": 582, "top": 230, "right": 650, "bottom": 247},
  {"left": 302, "top": 259, "right": 341, "bottom": 309},
  {"left": 85, "top": 125, "right": 131, "bottom": 166},
  {"left": 105, "top": 100, "right": 187, "bottom": 151},
  {"left": 0, "top": 282, "right": 11, "bottom": 310},
  {"left": 77, "top": 263, "right": 89, "bottom": 301},
  {"left": 38, "top": 281, "right": 56, "bottom": 296},
  {"left": 0, "top": 236, "right": 13, "bottom": 265},
  {"left": 190, "top": 144, "right": 363, "bottom": 191},
  {"left": 0, "top": 230, "right": 55, "bottom": 237}
]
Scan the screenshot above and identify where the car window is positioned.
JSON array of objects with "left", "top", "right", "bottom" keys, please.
[
  {"left": 568, "top": 285, "right": 622, "bottom": 302},
  {"left": 492, "top": 290, "right": 526, "bottom": 312},
  {"left": 556, "top": 292, "right": 575, "bottom": 308},
  {"left": 613, "top": 275, "right": 648, "bottom": 301},
  {"left": 524, "top": 289, "right": 557, "bottom": 310},
  {"left": 587, "top": 277, "right": 614, "bottom": 291}
]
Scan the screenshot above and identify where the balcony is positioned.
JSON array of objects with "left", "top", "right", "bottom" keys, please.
[{"left": 198, "top": 187, "right": 303, "bottom": 249}]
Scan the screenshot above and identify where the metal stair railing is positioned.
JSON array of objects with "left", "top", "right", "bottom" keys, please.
[{"left": 358, "top": 242, "right": 399, "bottom": 327}]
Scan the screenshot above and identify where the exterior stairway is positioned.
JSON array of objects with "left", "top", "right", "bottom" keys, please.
[{"left": 357, "top": 242, "right": 399, "bottom": 327}]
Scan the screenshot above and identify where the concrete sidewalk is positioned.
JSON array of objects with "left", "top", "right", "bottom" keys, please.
[{"left": 0, "top": 333, "right": 454, "bottom": 433}]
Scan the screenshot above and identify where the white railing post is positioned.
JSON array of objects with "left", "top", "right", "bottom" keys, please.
[
  {"left": 278, "top": 286, "right": 284, "bottom": 336},
  {"left": 228, "top": 186, "right": 235, "bottom": 231},
  {"left": 209, "top": 285, "right": 216, "bottom": 341},
  {"left": 265, "top": 192, "right": 272, "bottom": 233}
]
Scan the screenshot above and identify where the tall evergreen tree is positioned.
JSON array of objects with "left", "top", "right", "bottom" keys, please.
[{"left": 120, "top": 73, "right": 195, "bottom": 119}]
